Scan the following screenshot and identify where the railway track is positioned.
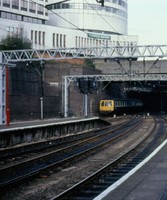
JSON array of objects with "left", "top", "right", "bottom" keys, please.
[
  {"left": 0, "top": 116, "right": 142, "bottom": 194},
  {"left": 50, "top": 115, "right": 167, "bottom": 200},
  {"left": 0, "top": 115, "right": 131, "bottom": 161}
]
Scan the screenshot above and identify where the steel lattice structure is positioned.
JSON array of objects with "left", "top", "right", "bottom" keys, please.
[
  {"left": 1, "top": 45, "right": 167, "bottom": 121},
  {"left": 2, "top": 45, "right": 167, "bottom": 62},
  {"left": 64, "top": 74, "right": 167, "bottom": 84},
  {"left": 62, "top": 73, "right": 167, "bottom": 117}
]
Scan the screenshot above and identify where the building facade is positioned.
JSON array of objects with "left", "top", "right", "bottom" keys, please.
[
  {"left": 0, "top": 0, "right": 137, "bottom": 124},
  {"left": 0, "top": 0, "right": 138, "bottom": 49}
]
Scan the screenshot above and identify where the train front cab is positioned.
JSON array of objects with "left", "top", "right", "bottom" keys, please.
[{"left": 99, "top": 100, "right": 114, "bottom": 114}]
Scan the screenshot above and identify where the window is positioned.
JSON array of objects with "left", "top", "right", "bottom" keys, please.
[
  {"left": 21, "top": 0, "right": 28, "bottom": 11},
  {"left": 12, "top": 0, "right": 19, "bottom": 9},
  {"left": 60, "top": 34, "right": 62, "bottom": 47},
  {"left": 81, "top": 38, "right": 83, "bottom": 47},
  {"left": 35, "top": 31, "right": 37, "bottom": 44},
  {"left": 32, "top": 18, "right": 38, "bottom": 23},
  {"left": 118, "top": 0, "right": 127, "bottom": 8},
  {"left": 63, "top": 35, "right": 66, "bottom": 47},
  {"left": 17, "top": 15, "right": 22, "bottom": 21},
  {"left": 113, "top": 0, "right": 118, "bottom": 3},
  {"left": 28, "top": 17, "right": 33, "bottom": 23},
  {"left": 105, "top": 102, "right": 108, "bottom": 106},
  {"left": 42, "top": 32, "right": 45, "bottom": 45},
  {"left": 53, "top": 33, "right": 55, "bottom": 47},
  {"left": 11, "top": 14, "right": 17, "bottom": 20},
  {"left": 93, "top": 39, "right": 95, "bottom": 47},
  {"left": 78, "top": 37, "right": 80, "bottom": 47},
  {"left": 75, "top": 36, "right": 78, "bottom": 47},
  {"left": 7, "top": 13, "right": 12, "bottom": 19},
  {"left": 39, "top": 31, "right": 41, "bottom": 45},
  {"left": 23, "top": 16, "right": 28, "bottom": 22},
  {"left": 101, "top": 101, "right": 104, "bottom": 107},
  {"left": 23, "top": 16, "right": 41, "bottom": 24},
  {"left": 87, "top": 38, "right": 90, "bottom": 47},
  {"left": 3, "top": 0, "right": 10, "bottom": 7},
  {"left": 54, "top": 3, "right": 61, "bottom": 9},
  {"left": 6, "top": 26, "right": 14, "bottom": 35},
  {"left": 96, "top": 40, "right": 98, "bottom": 47},
  {"left": 38, "top": 19, "right": 43, "bottom": 24},
  {"left": 29, "top": 2, "right": 36, "bottom": 13},
  {"left": 45, "top": 10, "right": 48, "bottom": 16},
  {"left": 1, "top": 12, "right": 6, "bottom": 18},
  {"left": 56, "top": 34, "right": 59, "bottom": 47},
  {"left": 37, "top": 4, "right": 44, "bottom": 15},
  {"left": 108, "top": 101, "right": 112, "bottom": 106},
  {"left": 90, "top": 39, "right": 92, "bottom": 47},
  {"left": 84, "top": 38, "right": 86, "bottom": 47},
  {"left": 99, "top": 40, "right": 101, "bottom": 47},
  {"left": 31, "top": 30, "right": 33, "bottom": 41},
  {"left": 62, "top": 3, "right": 70, "bottom": 9}
]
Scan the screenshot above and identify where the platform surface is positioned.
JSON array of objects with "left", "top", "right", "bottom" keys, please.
[
  {"left": 0, "top": 117, "right": 99, "bottom": 132},
  {"left": 101, "top": 141, "right": 167, "bottom": 200}
]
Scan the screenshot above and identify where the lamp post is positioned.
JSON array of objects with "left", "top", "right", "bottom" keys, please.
[
  {"left": 27, "top": 61, "right": 45, "bottom": 120},
  {"left": 40, "top": 60, "right": 44, "bottom": 120}
]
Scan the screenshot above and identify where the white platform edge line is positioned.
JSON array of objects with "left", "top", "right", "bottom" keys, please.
[
  {"left": 0, "top": 117, "right": 99, "bottom": 132},
  {"left": 93, "top": 139, "right": 167, "bottom": 200}
]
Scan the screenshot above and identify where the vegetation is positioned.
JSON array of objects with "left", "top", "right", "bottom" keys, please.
[
  {"left": 85, "top": 59, "right": 95, "bottom": 69},
  {"left": 0, "top": 34, "right": 32, "bottom": 50}
]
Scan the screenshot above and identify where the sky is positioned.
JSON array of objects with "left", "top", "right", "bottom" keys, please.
[{"left": 128, "top": 0, "right": 167, "bottom": 45}]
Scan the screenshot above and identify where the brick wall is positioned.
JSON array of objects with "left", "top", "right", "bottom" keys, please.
[{"left": 8, "top": 60, "right": 102, "bottom": 121}]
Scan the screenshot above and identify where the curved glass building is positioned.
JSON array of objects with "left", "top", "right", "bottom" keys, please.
[
  {"left": 48, "top": 0, "right": 128, "bottom": 35},
  {"left": 0, "top": 0, "right": 137, "bottom": 49}
]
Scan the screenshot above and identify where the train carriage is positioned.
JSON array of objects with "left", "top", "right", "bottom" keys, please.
[{"left": 99, "top": 99, "right": 143, "bottom": 114}]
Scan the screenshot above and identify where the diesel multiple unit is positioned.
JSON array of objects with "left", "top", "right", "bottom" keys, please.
[{"left": 99, "top": 99, "right": 143, "bottom": 114}]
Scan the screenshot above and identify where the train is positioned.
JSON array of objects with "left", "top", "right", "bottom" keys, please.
[{"left": 99, "top": 99, "right": 143, "bottom": 114}]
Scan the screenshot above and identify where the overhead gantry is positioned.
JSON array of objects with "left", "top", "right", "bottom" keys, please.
[
  {"left": 2, "top": 45, "right": 167, "bottom": 62},
  {"left": 1, "top": 44, "right": 167, "bottom": 123}
]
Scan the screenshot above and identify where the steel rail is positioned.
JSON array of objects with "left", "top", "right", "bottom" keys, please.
[
  {"left": 50, "top": 116, "right": 159, "bottom": 200},
  {"left": 0, "top": 116, "right": 141, "bottom": 192},
  {"left": 51, "top": 116, "right": 167, "bottom": 200},
  {"left": 0, "top": 116, "right": 132, "bottom": 160}
]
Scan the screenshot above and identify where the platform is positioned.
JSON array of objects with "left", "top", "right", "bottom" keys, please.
[
  {"left": 0, "top": 117, "right": 99, "bottom": 132},
  {"left": 0, "top": 117, "right": 104, "bottom": 148},
  {"left": 94, "top": 139, "right": 167, "bottom": 200}
]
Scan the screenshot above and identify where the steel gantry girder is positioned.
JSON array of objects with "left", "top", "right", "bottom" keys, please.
[
  {"left": 2, "top": 45, "right": 167, "bottom": 62},
  {"left": 1, "top": 45, "right": 167, "bottom": 121},
  {"left": 64, "top": 74, "right": 167, "bottom": 83},
  {"left": 62, "top": 73, "right": 167, "bottom": 117}
]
